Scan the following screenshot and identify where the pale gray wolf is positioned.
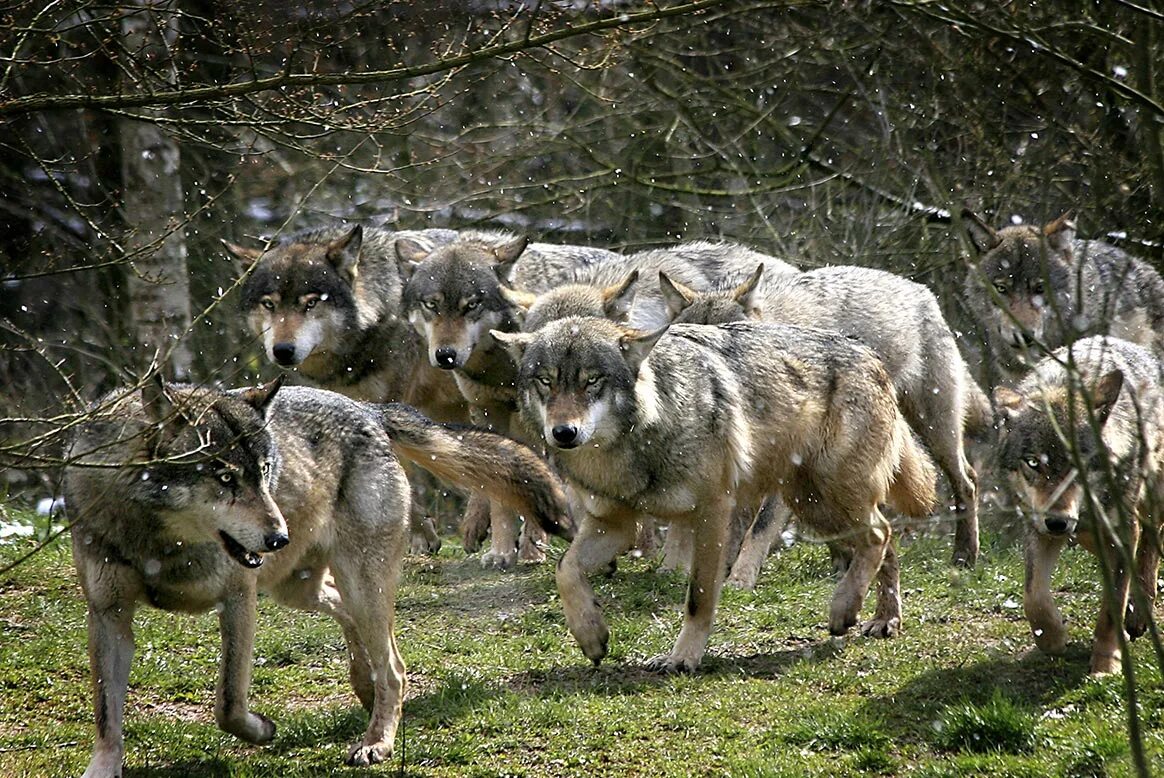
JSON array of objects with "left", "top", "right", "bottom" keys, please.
[
  {"left": 226, "top": 224, "right": 467, "bottom": 553},
  {"left": 395, "top": 230, "right": 621, "bottom": 568},
  {"left": 962, "top": 210, "right": 1164, "bottom": 381},
  {"left": 494, "top": 317, "right": 937, "bottom": 673},
  {"left": 993, "top": 336, "right": 1163, "bottom": 675},
  {"left": 507, "top": 240, "right": 798, "bottom": 333},
  {"left": 657, "top": 263, "right": 991, "bottom": 584},
  {"left": 65, "top": 377, "right": 570, "bottom": 776}
]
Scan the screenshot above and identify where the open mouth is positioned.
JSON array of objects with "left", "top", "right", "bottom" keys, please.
[{"left": 219, "top": 530, "right": 264, "bottom": 569}]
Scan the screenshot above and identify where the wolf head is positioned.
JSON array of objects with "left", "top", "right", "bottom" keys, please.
[
  {"left": 962, "top": 211, "right": 1077, "bottom": 364},
  {"left": 397, "top": 233, "right": 527, "bottom": 369},
  {"left": 228, "top": 226, "right": 364, "bottom": 369},
  {"left": 513, "top": 272, "right": 639, "bottom": 332},
  {"left": 493, "top": 317, "right": 665, "bottom": 450},
  {"left": 127, "top": 377, "right": 288, "bottom": 568},
  {"left": 993, "top": 368, "right": 1127, "bottom": 537},
  {"left": 660, "top": 265, "right": 764, "bottom": 325}
]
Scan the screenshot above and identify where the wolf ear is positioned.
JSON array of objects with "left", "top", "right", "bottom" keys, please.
[
  {"left": 1043, "top": 212, "right": 1076, "bottom": 258},
  {"left": 500, "top": 286, "right": 538, "bottom": 313},
  {"left": 491, "top": 236, "right": 530, "bottom": 284},
  {"left": 658, "top": 272, "right": 698, "bottom": 320},
  {"left": 733, "top": 264, "right": 764, "bottom": 316},
  {"left": 326, "top": 225, "right": 363, "bottom": 283},
  {"left": 142, "top": 372, "right": 175, "bottom": 427},
  {"left": 490, "top": 330, "right": 532, "bottom": 364},
  {"left": 992, "top": 386, "right": 1026, "bottom": 421},
  {"left": 239, "top": 375, "right": 285, "bottom": 416},
  {"left": 394, "top": 237, "right": 432, "bottom": 279},
  {"left": 961, "top": 209, "right": 1000, "bottom": 254},
  {"left": 619, "top": 326, "right": 668, "bottom": 374},
  {"left": 1091, "top": 369, "right": 1123, "bottom": 426},
  {"left": 601, "top": 271, "right": 639, "bottom": 323},
  {"left": 222, "top": 239, "right": 264, "bottom": 278}
]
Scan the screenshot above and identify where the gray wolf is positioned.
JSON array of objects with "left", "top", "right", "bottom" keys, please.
[
  {"left": 494, "top": 317, "right": 936, "bottom": 672},
  {"left": 993, "top": 336, "right": 1163, "bottom": 675},
  {"left": 962, "top": 210, "right": 1164, "bottom": 381},
  {"left": 227, "top": 224, "right": 468, "bottom": 553},
  {"left": 65, "top": 377, "right": 570, "bottom": 776},
  {"left": 659, "top": 263, "right": 990, "bottom": 582},
  {"left": 395, "top": 230, "right": 621, "bottom": 568}
]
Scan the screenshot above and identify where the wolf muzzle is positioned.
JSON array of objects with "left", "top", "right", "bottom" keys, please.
[{"left": 272, "top": 342, "right": 299, "bottom": 366}]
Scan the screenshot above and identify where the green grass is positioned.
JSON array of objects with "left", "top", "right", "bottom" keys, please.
[{"left": 1, "top": 508, "right": 1161, "bottom": 777}]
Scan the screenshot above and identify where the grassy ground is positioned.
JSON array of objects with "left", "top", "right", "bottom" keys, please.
[{"left": 1, "top": 509, "right": 1161, "bottom": 777}]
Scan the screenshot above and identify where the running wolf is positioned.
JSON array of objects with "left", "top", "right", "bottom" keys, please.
[
  {"left": 993, "top": 336, "right": 1164, "bottom": 675},
  {"left": 658, "top": 264, "right": 990, "bottom": 581},
  {"left": 962, "top": 210, "right": 1164, "bottom": 381},
  {"left": 227, "top": 224, "right": 467, "bottom": 552},
  {"left": 494, "top": 317, "right": 937, "bottom": 672},
  {"left": 65, "top": 378, "right": 570, "bottom": 776}
]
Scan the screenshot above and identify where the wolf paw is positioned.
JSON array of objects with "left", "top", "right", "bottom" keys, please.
[
  {"left": 569, "top": 610, "right": 609, "bottom": 666},
  {"left": 1089, "top": 649, "right": 1122, "bottom": 676},
  {"left": 951, "top": 547, "right": 978, "bottom": 569},
  {"left": 221, "top": 711, "right": 276, "bottom": 744},
  {"left": 410, "top": 533, "right": 441, "bottom": 556},
  {"left": 347, "top": 742, "right": 392, "bottom": 766},
  {"left": 481, "top": 549, "right": 517, "bottom": 570},
  {"left": 81, "top": 750, "right": 123, "bottom": 778},
  {"left": 860, "top": 617, "right": 901, "bottom": 638},
  {"left": 725, "top": 565, "right": 760, "bottom": 591},
  {"left": 517, "top": 540, "right": 546, "bottom": 565},
  {"left": 643, "top": 653, "right": 699, "bottom": 674},
  {"left": 1126, "top": 604, "right": 1151, "bottom": 639},
  {"left": 1030, "top": 622, "right": 1068, "bottom": 655}
]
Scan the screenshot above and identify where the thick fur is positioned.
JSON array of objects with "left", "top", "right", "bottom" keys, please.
[
  {"left": 663, "top": 264, "right": 989, "bottom": 580},
  {"left": 66, "top": 380, "right": 570, "bottom": 776},
  {"left": 962, "top": 211, "right": 1164, "bottom": 381},
  {"left": 396, "top": 230, "right": 621, "bottom": 568},
  {"left": 993, "top": 336, "right": 1164, "bottom": 675},
  {"left": 494, "top": 318, "right": 936, "bottom": 673}
]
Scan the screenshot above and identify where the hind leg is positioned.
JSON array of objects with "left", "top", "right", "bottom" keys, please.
[
  {"left": 518, "top": 515, "right": 548, "bottom": 564},
  {"left": 727, "top": 498, "right": 791, "bottom": 590},
  {"left": 828, "top": 512, "right": 890, "bottom": 636},
  {"left": 460, "top": 493, "right": 491, "bottom": 554},
  {"left": 1127, "top": 511, "right": 1160, "bottom": 639},
  {"left": 659, "top": 522, "right": 693, "bottom": 573},
  {"left": 481, "top": 501, "right": 519, "bottom": 570},
  {"left": 861, "top": 533, "right": 902, "bottom": 637}
]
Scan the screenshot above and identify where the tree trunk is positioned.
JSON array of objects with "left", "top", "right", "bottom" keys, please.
[{"left": 119, "top": 0, "right": 193, "bottom": 381}]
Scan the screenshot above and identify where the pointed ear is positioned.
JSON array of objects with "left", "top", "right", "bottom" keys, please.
[
  {"left": 142, "top": 372, "right": 174, "bottom": 426},
  {"left": 1043, "top": 212, "right": 1076, "bottom": 257},
  {"left": 491, "top": 235, "right": 530, "bottom": 284},
  {"left": 500, "top": 285, "right": 538, "bottom": 313},
  {"left": 961, "top": 209, "right": 1000, "bottom": 254},
  {"left": 733, "top": 264, "right": 764, "bottom": 315},
  {"left": 601, "top": 271, "right": 639, "bottom": 323},
  {"left": 222, "top": 239, "right": 264, "bottom": 278},
  {"left": 619, "top": 326, "right": 668, "bottom": 375},
  {"left": 658, "top": 272, "right": 698, "bottom": 320},
  {"left": 490, "top": 329, "right": 532, "bottom": 365},
  {"left": 326, "top": 225, "right": 363, "bottom": 283},
  {"left": 239, "top": 375, "right": 285, "bottom": 415},
  {"left": 1091, "top": 369, "right": 1123, "bottom": 426},
  {"left": 394, "top": 236, "right": 432, "bottom": 276},
  {"left": 992, "top": 386, "right": 1026, "bottom": 420}
]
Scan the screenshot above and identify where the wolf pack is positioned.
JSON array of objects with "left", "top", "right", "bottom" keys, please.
[{"left": 64, "top": 209, "right": 1164, "bottom": 774}]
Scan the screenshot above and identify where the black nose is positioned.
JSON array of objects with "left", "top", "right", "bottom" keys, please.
[
  {"left": 434, "top": 346, "right": 458, "bottom": 369},
  {"left": 1044, "top": 516, "right": 1070, "bottom": 534},
  {"left": 552, "top": 424, "right": 579, "bottom": 446},
  {"left": 264, "top": 531, "right": 290, "bottom": 551},
  {"left": 272, "top": 342, "right": 296, "bottom": 365}
]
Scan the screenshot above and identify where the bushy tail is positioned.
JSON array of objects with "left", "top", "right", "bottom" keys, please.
[
  {"left": 887, "top": 415, "right": 938, "bottom": 518},
  {"left": 377, "top": 403, "right": 574, "bottom": 539},
  {"left": 961, "top": 365, "right": 995, "bottom": 442}
]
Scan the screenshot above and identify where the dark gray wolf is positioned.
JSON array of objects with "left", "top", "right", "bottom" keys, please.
[
  {"left": 227, "top": 224, "right": 468, "bottom": 553},
  {"left": 993, "top": 336, "right": 1163, "bottom": 675},
  {"left": 395, "top": 230, "right": 621, "bottom": 568},
  {"left": 658, "top": 263, "right": 990, "bottom": 582},
  {"left": 494, "top": 317, "right": 936, "bottom": 672},
  {"left": 65, "top": 378, "right": 570, "bottom": 776},
  {"left": 962, "top": 211, "right": 1164, "bottom": 380}
]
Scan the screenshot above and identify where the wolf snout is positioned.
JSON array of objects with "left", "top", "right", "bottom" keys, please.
[
  {"left": 434, "top": 346, "right": 459, "bottom": 369},
  {"left": 1043, "top": 514, "right": 1073, "bottom": 535},
  {"left": 264, "top": 530, "right": 290, "bottom": 551},
  {"left": 272, "top": 342, "right": 298, "bottom": 365},
  {"left": 551, "top": 423, "right": 580, "bottom": 448}
]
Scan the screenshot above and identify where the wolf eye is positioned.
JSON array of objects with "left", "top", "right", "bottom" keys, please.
[
  {"left": 1022, "top": 455, "right": 1041, "bottom": 472},
  {"left": 536, "top": 375, "right": 552, "bottom": 387},
  {"left": 422, "top": 300, "right": 437, "bottom": 311},
  {"left": 217, "top": 470, "right": 235, "bottom": 486},
  {"left": 261, "top": 299, "right": 276, "bottom": 311},
  {"left": 993, "top": 282, "right": 1008, "bottom": 294},
  {"left": 1031, "top": 282, "right": 1044, "bottom": 295},
  {"left": 586, "top": 376, "right": 603, "bottom": 388},
  {"left": 464, "top": 299, "right": 481, "bottom": 311},
  {"left": 304, "top": 298, "right": 318, "bottom": 311}
]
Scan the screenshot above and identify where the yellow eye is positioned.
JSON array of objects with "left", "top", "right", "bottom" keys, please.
[
  {"left": 305, "top": 298, "right": 318, "bottom": 311},
  {"left": 1023, "top": 456, "right": 1041, "bottom": 471},
  {"left": 261, "top": 299, "right": 275, "bottom": 311},
  {"left": 422, "top": 300, "right": 437, "bottom": 311},
  {"left": 536, "top": 375, "right": 552, "bottom": 387},
  {"left": 993, "top": 282, "right": 1008, "bottom": 294},
  {"left": 218, "top": 471, "right": 235, "bottom": 485}
]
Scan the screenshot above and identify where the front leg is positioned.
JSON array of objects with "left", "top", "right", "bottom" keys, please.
[
  {"left": 556, "top": 509, "right": 638, "bottom": 666},
  {"left": 81, "top": 599, "right": 138, "bottom": 778},
  {"left": 1088, "top": 522, "right": 1137, "bottom": 676},
  {"left": 1023, "top": 531, "right": 1068, "bottom": 656},
  {"left": 215, "top": 578, "right": 275, "bottom": 744},
  {"left": 646, "top": 497, "right": 731, "bottom": 673},
  {"left": 1127, "top": 512, "right": 1160, "bottom": 639}
]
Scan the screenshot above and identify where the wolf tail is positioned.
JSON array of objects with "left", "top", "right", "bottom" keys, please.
[
  {"left": 377, "top": 403, "right": 574, "bottom": 540},
  {"left": 887, "top": 415, "right": 938, "bottom": 518},
  {"left": 961, "top": 366, "right": 995, "bottom": 442}
]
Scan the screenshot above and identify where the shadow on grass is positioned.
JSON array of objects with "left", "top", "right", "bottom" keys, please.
[
  {"left": 126, "top": 759, "right": 233, "bottom": 777},
  {"left": 856, "top": 643, "right": 1093, "bottom": 743}
]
